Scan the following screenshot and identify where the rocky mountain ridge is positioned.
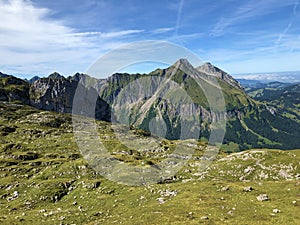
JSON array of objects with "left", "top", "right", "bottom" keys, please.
[
  {"left": 197, "top": 62, "right": 243, "bottom": 90},
  {"left": 0, "top": 59, "right": 299, "bottom": 150}
]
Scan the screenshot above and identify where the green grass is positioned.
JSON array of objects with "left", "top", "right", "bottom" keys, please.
[{"left": 0, "top": 102, "right": 299, "bottom": 224}]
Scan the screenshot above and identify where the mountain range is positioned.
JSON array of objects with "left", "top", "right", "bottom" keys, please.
[{"left": 0, "top": 59, "right": 299, "bottom": 151}]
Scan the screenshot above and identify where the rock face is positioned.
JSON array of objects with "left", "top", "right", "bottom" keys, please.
[
  {"left": 29, "top": 74, "right": 111, "bottom": 121},
  {"left": 197, "top": 62, "right": 244, "bottom": 90}
]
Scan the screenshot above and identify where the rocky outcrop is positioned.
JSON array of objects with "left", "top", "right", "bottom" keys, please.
[
  {"left": 29, "top": 75, "right": 77, "bottom": 113},
  {"left": 29, "top": 74, "right": 111, "bottom": 121},
  {"left": 197, "top": 62, "right": 244, "bottom": 90}
]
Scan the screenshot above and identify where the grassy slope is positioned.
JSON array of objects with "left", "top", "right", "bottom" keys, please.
[{"left": 0, "top": 102, "right": 299, "bottom": 224}]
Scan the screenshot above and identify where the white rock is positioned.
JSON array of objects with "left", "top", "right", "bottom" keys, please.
[
  {"left": 273, "top": 209, "right": 280, "bottom": 213},
  {"left": 157, "top": 197, "right": 165, "bottom": 204},
  {"left": 257, "top": 194, "right": 269, "bottom": 202}
]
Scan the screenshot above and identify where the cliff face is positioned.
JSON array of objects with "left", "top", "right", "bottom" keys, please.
[
  {"left": 29, "top": 74, "right": 111, "bottom": 121},
  {"left": 29, "top": 77, "right": 77, "bottom": 113}
]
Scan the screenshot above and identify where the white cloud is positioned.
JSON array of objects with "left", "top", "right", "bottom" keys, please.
[
  {"left": 0, "top": 0, "right": 142, "bottom": 76},
  {"left": 175, "top": 0, "right": 184, "bottom": 36},
  {"left": 234, "top": 72, "right": 300, "bottom": 82},
  {"left": 72, "top": 30, "right": 144, "bottom": 38}
]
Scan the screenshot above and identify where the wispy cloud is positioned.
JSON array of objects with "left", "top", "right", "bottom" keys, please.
[
  {"left": 0, "top": 0, "right": 142, "bottom": 76},
  {"left": 275, "top": 0, "right": 299, "bottom": 48},
  {"left": 71, "top": 30, "right": 144, "bottom": 38},
  {"left": 294, "top": 0, "right": 299, "bottom": 15},
  {"left": 152, "top": 27, "right": 174, "bottom": 34},
  {"left": 174, "top": 0, "right": 184, "bottom": 36},
  {"left": 211, "top": 0, "right": 296, "bottom": 36}
]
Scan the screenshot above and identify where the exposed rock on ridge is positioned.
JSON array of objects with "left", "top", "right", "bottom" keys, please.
[{"left": 197, "top": 62, "right": 243, "bottom": 90}]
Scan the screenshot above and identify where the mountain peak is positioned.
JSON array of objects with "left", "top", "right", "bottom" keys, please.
[
  {"left": 177, "top": 58, "right": 190, "bottom": 65},
  {"left": 174, "top": 58, "right": 194, "bottom": 68},
  {"left": 197, "top": 62, "right": 223, "bottom": 74},
  {"left": 197, "top": 62, "right": 243, "bottom": 90},
  {"left": 171, "top": 58, "right": 196, "bottom": 74},
  {"left": 48, "top": 72, "right": 64, "bottom": 79},
  {"left": 70, "top": 73, "right": 90, "bottom": 82},
  {"left": 27, "top": 76, "right": 40, "bottom": 83}
]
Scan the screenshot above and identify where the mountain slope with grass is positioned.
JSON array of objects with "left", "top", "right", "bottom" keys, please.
[{"left": 0, "top": 102, "right": 299, "bottom": 225}]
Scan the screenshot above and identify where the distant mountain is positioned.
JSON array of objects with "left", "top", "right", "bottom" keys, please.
[
  {"left": 0, "top": 61, "right": 299, "bottom": 150},
  {"left": 237, "top": 79, "right": 264, "bottom": 89},
  {"left": 48, "top": 72, "right": 64, "bottom": 79},
  {"left": 26, "top": 76, "right": 40, "bottom": 83},
  {"left": 248, "top": 83, "right": 300, "bottom": 124},
  {"left": 238, "top": 79, "right": 294, "bottom": 90}
]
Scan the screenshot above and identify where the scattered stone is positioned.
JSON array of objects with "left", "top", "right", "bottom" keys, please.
[
  {"left": 273, "top": 209, "right": 280, "bottom": 214},
  {"left": 159, "top": 189, "right": 177, "bottom": 197},
  {"left": 93, "top": 212, "right": 103, "bottom": 216},
  {"left": 59, "top": 216, "right": 65, "bottom": 220},
  {"left": 258, "top": 171, "right": 269, "bottom": 180},
  {"left": 292, "top": 201, "right": 297, "bottom": 204},
  {"left": 6, "top": 185, "right": 13, "bottom": 191},
  {"left": 221, "top": 186, "right": 229, "bottom": 191},
  {"left": 201, "top": 216, "right": 209, "bottom": 220},
  {"left": 157, "top": 197, "right": 165, "bottom": 204},
  {"left": 243, "top": 186, "right": 253, "bottom": 192},
  {"left": 187, "top": 212, "right": 194, "bottom": 218},
  {"left": 72, "top": 201, "right": 77, "bottom": 206},
  {"left": 244, "top": 166, "right": 253, "bottom": 174},
  {"left": 278, "top": 170, "right": 291, "bottom": 179},
  {"left": 7, "top": 191, "right": 19, "bottom": 201},
  {"left": 257, "top": 194, "right": 269, "bottom": 202}
]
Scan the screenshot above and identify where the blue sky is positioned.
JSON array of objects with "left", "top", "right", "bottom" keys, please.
[{"left": 1, "top": 0, "right": 300, "bottom": 81}]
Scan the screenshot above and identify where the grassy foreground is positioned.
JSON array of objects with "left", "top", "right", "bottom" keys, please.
[{"left": 0, "top": 102, "right": 299, "bottom": 224}]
